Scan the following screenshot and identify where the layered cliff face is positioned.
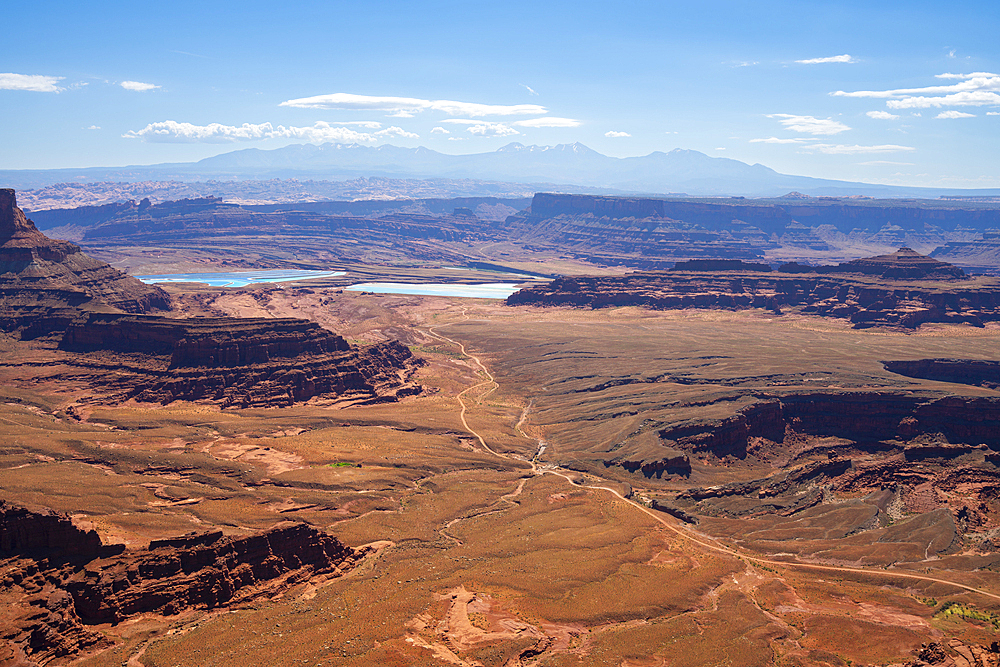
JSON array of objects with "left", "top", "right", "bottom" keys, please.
[
  {"left": 502, "top": 196, "right": 765, "bottom": 268},
  {"left": 0, "top": 502, "right": 364, "bottom": 666},
  {"left": 883, "top": 359, "right": 1000, "bottom": 389},
  {"left": 56, "top": 313, "right": 422, "bottom": 407},
  {"left": 507, "top": 258, "right": 997, "bottom": 329},
  {"left": 0, "top": 189, "right": 170, "bottom": 337},
  {"left": 834, "top": 247, "right": 966, "bottom": 279},
  {"left": 604, "top": 392, "right": 1000, "bottom": 477},
  {"left": 778, "top": 247, "right": 967, "bottom": 279}
]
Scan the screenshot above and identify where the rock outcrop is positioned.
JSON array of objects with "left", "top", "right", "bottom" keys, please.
[
  {"left": 931, "top": 230, "right": 1000, "bottom": 274},
  {"left": 0, "top": 501, "right": 116, "bottom": 564},
  {"left": 658, "top": 393, "right": 1000, "bottom": 460},
  {"left": 0, "top": 189, "right": 169, "bottom": 338},
  {"left": 56, "top": 313, "right": 423, "bottom": 407},
  {"left": 507, "top": 256, "right": 998, "bottom": 329},
  {"left": 883, "top": 358, "right": 1000, "bottom": 389},
  {"left": 778, "top": 247, "right": 967, "bottom": 279},
  {"left": 601, "top": 392, "right": 1000, "bottom": 480},
  {"left": 0, "top": 502, "right": 365, "bottom": 666}
]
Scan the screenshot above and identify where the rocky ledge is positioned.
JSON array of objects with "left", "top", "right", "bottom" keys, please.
[
  {"left": 507, "top": 254, "right": 999, "bottom": 329},
  {"left": 603, "top": 392, "right": 1000, "bottom": 478},
  {"left": 56, "top": 313, "right": 423, "bottom": 407},
  {"left": 0, "top": 501, "right": 366, "bottom": 666},
  {"left": 0, "top": 189, "right": 169, "bottom": 338},
  {"left": 883, "top": 358, "right": 1000, "bottom": 389}
]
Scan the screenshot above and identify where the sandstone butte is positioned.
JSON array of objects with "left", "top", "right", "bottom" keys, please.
[
  {"left": 0, "top": 188, "right": 171, "bottom": 337},
  {"left": 0, "top": 189, "right": 424, "bottom": 408},
  {"left": 506, "top": 249, "right": 1000, "bottom": 329},
  {"left": 0, "top": 501, "right": 366, "bottom": 666}
]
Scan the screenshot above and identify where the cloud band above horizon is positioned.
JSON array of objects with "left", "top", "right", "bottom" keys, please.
[
  {"left": 123, "top": 120, "right": 417, "bottom": 143},
  {"left": 279, "top": 92, "right": 548, "bottom": 117}
]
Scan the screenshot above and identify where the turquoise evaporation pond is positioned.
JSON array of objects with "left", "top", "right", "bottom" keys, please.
[
  {"left": 134, "top": 269, "right": 346, "bottom": 287},
  {"left": 345, "top": 282, "right": 523, "bottom": 299}
]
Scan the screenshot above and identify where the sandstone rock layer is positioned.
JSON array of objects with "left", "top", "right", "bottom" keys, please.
[
  {"left": 58, "top": 313, "right": 424, "bottom": 407},
  {"left": 0, "top": 502, "right": 364, "bottom": 666},
  {"left": 0, "top": 189, "right": 169, "bottom": 338}
]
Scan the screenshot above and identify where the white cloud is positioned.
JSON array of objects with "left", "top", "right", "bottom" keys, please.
[
  {"left": 804, "top": 143, "right": 915, "bottom": 154},
  {"left": 866, "top": 110, "right": 899, "bottom": 120},
  {"left": 520, "top": 84, "right": 538, "bottom": 96},
  {"left": 467, "top": 122, "right": 520, "bottom": 137},
  {"left": 123, "top": 120, "right": 417, "bottom": 143},
  {"left": 375, "top": 125, "right": 419, "bottom": 138},
  {"left": 0, "top": 73, "right": 63, "bottom": 92},
  {"left": 86, "top": 125, "right": 100, "bottom": 130},
  {"left": 120, "top": 80, "right": 159, "bottom": 92},
  {"left": 749, "top": 136, "right": 813, "bottom": 144},
  {"left": 279, "top": 92, "right": 547, "bottom": 117},
  {"left": 888, "top": 91, "right": 1000, "bottom": 109},
  {"left": 796, "top": 54, "right": 855, "bottom": 64},
  {"left": 715, "top": 147, "right": 726, "bottom": 150},
  {"left": 988, "top": 112, "right": 1000, "bottom": 116},
  {"left": 767, "top": 114, "right": 850, "bottom": 135},
  {"left": 858, "top": 160, "right": 915, "bottom": 165},
  {"left": 833, "top": 72, "right": 1000, "bottom": 109},
  {"left": 733, "top": 61, "right": 759, "bottom": 67},
  {"left": 936, "top": 71, "right": 997, "bottom": 79},
  {"left": 440, "top": 119, "right": 521, "bottom": 136},
  {"left": 339, "top": 121, "right": 382, "bottom": 128},
  {"left": 123, "top": 120, "right": 387, "bottom": 144},
  {"left": 431, "top": 126, "right": 450, "bottom": 134},
  {"left": 605, "top": 130, "right": 631, "bottom": 138},
  {"left": 936, "top": 110, "right": 976, "bottom": 119},
  {"left": 514, "top": 117, "right": 580, "bottom": 128}
]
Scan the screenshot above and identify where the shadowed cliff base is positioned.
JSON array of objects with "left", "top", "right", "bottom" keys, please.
[
  {"left": 506, "top": 250, "right": 1000, "bottom": 329},
  {"left": 0, "top": 501, "right": 367, "bottom": 666}
]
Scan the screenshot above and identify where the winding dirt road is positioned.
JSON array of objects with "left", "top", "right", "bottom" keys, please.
[{"left": 426, "top": 319, "right": 1000, "bottom": 604}]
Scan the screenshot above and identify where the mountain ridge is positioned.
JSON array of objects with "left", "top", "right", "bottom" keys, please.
[{"left": 4, "top": 142, "right": 1000, "bottom": 199}]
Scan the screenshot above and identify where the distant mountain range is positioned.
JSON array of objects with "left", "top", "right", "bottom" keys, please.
[{"left": 4, "top": 142, "right": 1000, "bottom": 199}]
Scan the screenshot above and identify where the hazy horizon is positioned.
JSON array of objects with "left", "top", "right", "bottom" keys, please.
[{"left": 3, "top": 0, "right": 999, "bottom": 190}]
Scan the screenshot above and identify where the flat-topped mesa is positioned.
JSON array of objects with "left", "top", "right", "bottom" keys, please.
[
  {"left": 58, "top": 313, "right": 423, "bottom": 407},
  {"left": 670, "top": 259, "right": 772, "bottom": 272},
  {"left": 506, "top": 263, "right": 1000, "bottom": 329},
  {"left": 833, "top": 247, "right": 967, "bottom": 279},
  {"left": 779, "top": 247, "right": 966, "bottom": 280},
  {"left": 529, "top": 193, "right": 674, "bottom": 219},
  {"left": 61, "top": 314, "right": 351, "bottom": 367},
  {"left": 0, "top": 189, "right": 170, "bottom": 336}
]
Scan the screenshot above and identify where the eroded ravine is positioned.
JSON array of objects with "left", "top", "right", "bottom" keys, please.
[{"left": 425, "top": 318, "right": 1000, "bottom": 606}]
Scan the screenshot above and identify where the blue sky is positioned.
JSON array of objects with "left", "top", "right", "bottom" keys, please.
[{"left": 3, "top": 0, "right": 999, "bottom": 188}]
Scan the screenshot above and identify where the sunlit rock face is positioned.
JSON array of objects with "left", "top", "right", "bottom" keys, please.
[{"left": 0, "top": 188, "right": 170, "bottom": 337}]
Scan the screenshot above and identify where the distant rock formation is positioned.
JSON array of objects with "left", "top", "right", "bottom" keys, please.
[
  {"left": 670, "top": 259, "right": 772, "bottom": 272},
  {"left": 883, "top": 358, "right": 1000, "bottom": 389},
  {"left": 57, "top": 313, "right": 423, "bottom": 407},
  {"left": 0, "top": 189, "right": 170, "bottom": 337},
  {"left": 0, "top": 502, "right": 365, "bottom": 666},
  {"left": 503, "top": 194, "right": 767, "bottom": 268},
  {"left": 931, "top": 230, "right": 1000, "bottom": 273},
  {"left": 779, "top": 247, "right": 967, "bottom": 279},
  {"left": 507, "top": 251, "right": 991, "bottom": 329}
]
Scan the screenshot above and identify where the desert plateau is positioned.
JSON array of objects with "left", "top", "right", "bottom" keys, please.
[
  {"left": 1, "top": 182, "right": 999, "bottom": 667},
  {"left": 5, "top": 3, "right": 1000, "bottom": 663}
]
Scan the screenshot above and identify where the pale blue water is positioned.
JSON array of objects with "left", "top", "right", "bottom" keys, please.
[
  {"left": 134, "top": 269, "right": 346, "bottom": 287},
  {"left": 345, "top": 282, "right": 522, "bottom": 299}
]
